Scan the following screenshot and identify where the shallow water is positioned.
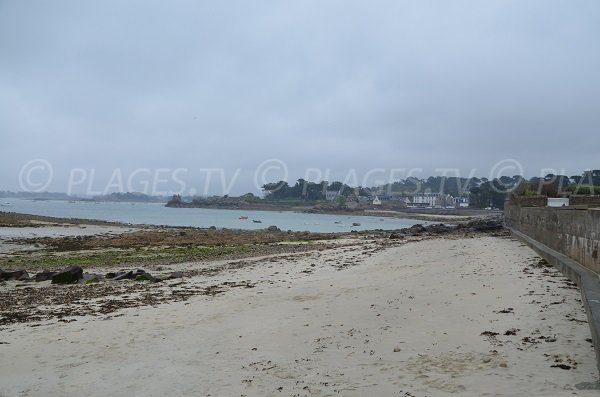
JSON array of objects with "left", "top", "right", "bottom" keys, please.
[{"left": 0, "top": 199, "right": 429, "bottom": 233}]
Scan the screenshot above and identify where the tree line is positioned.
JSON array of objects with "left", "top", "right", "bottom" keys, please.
[
  {"left": 262, "top": 179, "right": 370, "bottom": 201},
  {"left": 261, "top": 170, "right": 600, "bottom": 209}
]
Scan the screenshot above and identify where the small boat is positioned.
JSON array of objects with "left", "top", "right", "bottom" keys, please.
[
  {"left": 239, "top": 216, "right": 248, "bottom": 220},
  {"left": 352, "top": 222, "right": 361, "bottom": 226},
  {"left": 334, "top": 221, "right": 341, "bottom": 224},
  {"left": 252, "top": 220, "right": 262, "bottom": 223}
]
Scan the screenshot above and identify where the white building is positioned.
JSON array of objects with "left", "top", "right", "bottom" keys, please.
[
  {"left": 454, "top": 197, "right": 469, "bottom": 208},
  {"left": 325, "top": 190, "right": 340, "bottom": 201},
  {"left": 411, "top": 193, "right": 454, "bottom": 209}
]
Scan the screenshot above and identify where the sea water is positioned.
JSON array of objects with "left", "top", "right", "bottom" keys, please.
[{"left": 1, "top": 199, "right": 429, "bottom": 233}]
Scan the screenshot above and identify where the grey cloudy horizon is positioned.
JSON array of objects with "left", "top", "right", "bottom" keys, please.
[{"left": 1, "top": 0, "right": 599, "bottom": 195}]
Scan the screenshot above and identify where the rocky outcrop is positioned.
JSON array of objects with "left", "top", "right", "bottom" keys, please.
[
  {"left": 387, "top": 216, "right": 504, "bottom": 239},
  {"left": 455, "top": 216, "right": 504, "bottom": 232},
  {"left": 51, "top": 266, "right": 83, "bottom": 284},
  {"left": 34, "top": 271, "right": 57, "bottom": 282},
  {"left": 0, "top": 269, "right": 29, "bottom": 281}
]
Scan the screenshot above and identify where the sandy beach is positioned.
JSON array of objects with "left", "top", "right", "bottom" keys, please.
[{"left": 0, "top": 233, "right": 597, "bottom": 396}]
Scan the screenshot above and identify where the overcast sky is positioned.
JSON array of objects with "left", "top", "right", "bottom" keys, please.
[{"left": 1, "top": 0, "right": 599, "bottom": 195}]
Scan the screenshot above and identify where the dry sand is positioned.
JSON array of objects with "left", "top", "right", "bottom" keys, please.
[{"left": 0, "top": 236, "right": 598, "bottom": 396}]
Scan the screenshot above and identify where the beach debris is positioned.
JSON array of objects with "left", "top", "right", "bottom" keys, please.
[
  {"left": 546, "top": 353, "right": 578, "bottom": 369},
  {"left": 481, "top": 331, "right": 500, "bottom": 337},
  {"left": 521, "top": 336, "right": 540, "bottom": 345},
  {"left": 0, "top": 277, "right": 244, "bottom": 325},
  {"left": 504, "top": 328, "right": 519, "bottom": 336},
  {"left": 222, "top": 280, "right": 255, "bottom": 288},
  {"left": 51, "top": 266, "right": 83, "bottom": 284},
  {"left": 0, "top": 269, "right": 30, "bottom": 281},
  {"left": 532, "top": 258, "right": 552, "bottom": 268}
]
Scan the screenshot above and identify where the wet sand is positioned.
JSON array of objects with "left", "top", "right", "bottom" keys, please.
[
  {"left": 0, "top": 236, "right": 598, "bottom": 396},
  {"left": 0, "top": 226, "right": 138, "bottom": 254},
  {"left": 0, "top": 212, "right": 138, "bottom": 254},
  {"left": 0, "top": 225, "right": 137, "bottom": 239}
]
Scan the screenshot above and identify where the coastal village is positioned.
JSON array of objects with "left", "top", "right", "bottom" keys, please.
[{"left": 345, "top": 192, "right": 470, "bottom": 209}]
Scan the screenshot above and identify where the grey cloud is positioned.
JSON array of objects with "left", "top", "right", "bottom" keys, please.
[{"left": 1, "top": 0, "right": 599, "bottom": 194}]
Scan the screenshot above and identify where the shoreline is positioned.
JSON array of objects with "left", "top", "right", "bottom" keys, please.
[
  {"left": 0, "top": 210, "right": 134, "bottom": 228},
  {"left": 0, "top": 211, "right": 502, "bottom": 271},
  {"left": 0, "top": 207, "right": 445, "bottom": 230},
  {"left": 165, "top": 201, "right": 496, "bottom": 222},
  {"left": 1, "top": 202, "right": 491, "bottom": 229}
]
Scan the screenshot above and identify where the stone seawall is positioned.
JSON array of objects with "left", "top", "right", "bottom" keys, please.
[
  {"left": 505, "top": 204, "right": 600, "bottom": 273},
  {"left": 505, "top": 203, "right": 600, "bottom": 373}
]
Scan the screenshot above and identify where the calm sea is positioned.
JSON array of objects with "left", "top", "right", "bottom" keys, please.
[{"left": 0, "top": 199, "right": 429, "bottom": 233}]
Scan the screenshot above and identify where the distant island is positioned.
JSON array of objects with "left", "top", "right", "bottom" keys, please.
[
  {"left": 82, "top": 192, "right": 167, "bottom": 203},
  {"left": 0, "top": 191, "right": 167, "bottom": 203}
]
